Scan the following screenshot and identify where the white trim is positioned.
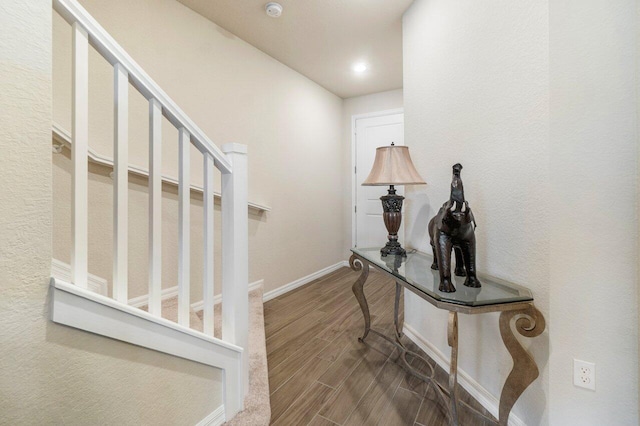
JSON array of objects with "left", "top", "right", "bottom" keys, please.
[
  {"left": 51, "top": 258, "right": 108, "bottom": 296},
  {"left": 178, "top": 127, "right": 191, "bottom": 327},
  {"left": 190, "top": 280, "right": 265, "bottom": 312},
  {"left": 402, "top": 324, "right": 526, "bottom": 426},
  {"left": 71, "top": 22, "right": 89, "bottom": 290},
  {"left": 350, "top": 108, "right": 404, "bottom": 248},
  {"left": 202, "top": 152, "right": 216, "bottom": 336},
  {"left": 52, "top": 123, "right": 271, "bottom": 213},
  {"left": 113, "top": 63, "right": 129, "bottom": 303},
  {"left": 51, "top": 277, "right": 243, "bottom": 355},
  {"left": 262, "top": 261, "right": 349, "bottom": 302},
  {"left": 50, "top": 277, "right": 244, "bottom": 419},
  {"left": 196, "top": 405, "right": 225, "bottom": 426}
]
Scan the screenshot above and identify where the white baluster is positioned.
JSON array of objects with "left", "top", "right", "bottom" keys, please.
[
  {"left": 148, "top": 98, "right": 162, "bottom": 316},
  {"left": 72, "top": 22, "right": 89, "bottom": 289},
  {"left": 178, "top": 128, "right": 191, "bottom": 327},
  {"left": 203, "top": 152, "right": 215, "bottom": 336},
  {"left": 113, "top": 63, "right": 128, "bottom": 302},
  {"left": 221, "top": 143, "right": 249, "bottom": 395}
]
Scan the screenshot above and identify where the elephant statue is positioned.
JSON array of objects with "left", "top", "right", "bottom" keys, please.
[{"left": 428, "top": 163, "right": 481, "bottom": 293}]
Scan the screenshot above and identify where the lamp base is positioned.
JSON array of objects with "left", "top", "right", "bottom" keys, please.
[
  {"left": 380, "top": 241, "right": 406, "bottom": 257},
  {"left": 380, "top": 185, "right": 407, "bottom": 257}
]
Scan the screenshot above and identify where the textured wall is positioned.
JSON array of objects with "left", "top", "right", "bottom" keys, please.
[
  {"left": 341, "top": 89, "right": 404, "bottom": 257},
  {"left": 52, "top": 0, "right": 345, "bottom": 298},
  {"left": 0, "top": 1, "right": 222, "bottom": 424},
  {"left": 403, "top": 0, "right": 638, "bottom": 424},
  {"left": 402, "top": 0, "right": 551, "bottom": 423},
  {"left": 548, "top": 1, "right": 639, "bottom": 424}
]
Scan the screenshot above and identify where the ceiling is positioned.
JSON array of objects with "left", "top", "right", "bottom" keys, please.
[{"left": 175, "top": 0, "right": 413, "bottom": 98}]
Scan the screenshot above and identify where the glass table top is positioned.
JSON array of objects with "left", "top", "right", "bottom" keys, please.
[{"left": 351, "top": 247, "right": 533, "bottom": 307}]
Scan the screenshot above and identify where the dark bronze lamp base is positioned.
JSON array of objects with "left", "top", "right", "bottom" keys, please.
[
  {"left": 381, "top": 241, "right": 406, "bottom": 257},
  {"left": 380, "top": 185, "right": 406, "bottom": 257}
]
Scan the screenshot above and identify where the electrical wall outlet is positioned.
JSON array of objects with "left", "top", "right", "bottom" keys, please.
[{"left": 573, "top": 359, "right": 596, "bottom": 390}]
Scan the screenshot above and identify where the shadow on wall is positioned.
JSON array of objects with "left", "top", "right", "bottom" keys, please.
[{"left": 407, "top": 191, "right": 432, "bottom": 251}]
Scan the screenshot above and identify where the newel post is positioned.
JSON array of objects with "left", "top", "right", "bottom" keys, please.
[{"left": 221, "top": 143, "right": 249, "bottom": 398}]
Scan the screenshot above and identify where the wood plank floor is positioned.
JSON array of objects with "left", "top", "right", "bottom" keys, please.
[{"left": 265, "top": 267, "right": 497, "bottom": 425}]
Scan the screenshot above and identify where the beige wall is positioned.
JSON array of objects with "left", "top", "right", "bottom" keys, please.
[
  {"left": 403, "top": 0, "right": 638, "bottom": 424},
  {"left": 341, "top": 89, "right": 404, "bottom": 256},
  {"left": 52, "top": 0, "right": 345, "bottom": 300},
  {"left": 0, "top": 1, "right": 222, "bottom": 424},
  {"left": 548, "top": 0, "right": 638, "bottom": 424}
]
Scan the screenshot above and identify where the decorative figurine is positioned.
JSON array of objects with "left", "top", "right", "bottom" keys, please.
[{"left": 428, "top": 163, "right": 481, "bottom": 292}]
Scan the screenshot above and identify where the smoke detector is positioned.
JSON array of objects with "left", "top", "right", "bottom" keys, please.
[{"left": 265, "top": 2, "right": 283, "bottom": 18}]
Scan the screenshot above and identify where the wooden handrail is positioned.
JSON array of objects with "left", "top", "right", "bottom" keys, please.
[{"left": 52, "top": 123, "right": 271, "bottom": 213}]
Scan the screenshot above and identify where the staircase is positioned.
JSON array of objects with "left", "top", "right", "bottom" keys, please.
[{"left": 49, "top": 0, "right": 251, "bottom": 421}]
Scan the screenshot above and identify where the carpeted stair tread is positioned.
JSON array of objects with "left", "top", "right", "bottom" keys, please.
[
  {"left": 140, "top": 287, "right": 271, "bottom": 425},
  {"left": 195, "top": 287, "right": 271, "bottom": 425},
  {"left": 139, "top": 296, "right": 204, "bottom": 330}
]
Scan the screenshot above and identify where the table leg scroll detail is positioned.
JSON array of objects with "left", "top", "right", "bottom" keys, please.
[
  {"left": 498, "top": 305, "right": 546, "bottom": 426},
  {"left": 394, "top": 282, "right": 404, "bottom": 339},
  {"left": 448, "top": 311, "right": 459, "bottom": 426},
  {"left": 349, "top": 254, "right": 370, "bottom": 341}
]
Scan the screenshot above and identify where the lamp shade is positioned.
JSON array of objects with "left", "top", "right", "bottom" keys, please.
[{"left": 362, "top": 145, "right": 426, "bottom": 186}]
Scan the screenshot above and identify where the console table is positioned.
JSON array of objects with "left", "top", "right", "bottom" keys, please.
[{"left": 349, "top": 248, "right": 545, "bottom": 426}]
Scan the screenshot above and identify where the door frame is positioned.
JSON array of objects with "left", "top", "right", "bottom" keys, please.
[{"left": 351, "top": 108, "right": 404, "bottom": 248}]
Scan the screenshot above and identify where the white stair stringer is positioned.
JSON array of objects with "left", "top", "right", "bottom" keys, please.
[{"left": 50, "top": 277, "right": 244, "bottom": 419}]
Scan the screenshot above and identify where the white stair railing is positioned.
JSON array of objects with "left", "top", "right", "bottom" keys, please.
[
  {"left": 112, "top": 63, "right": 128, "bottom": 304},
  {"left": 52, "top": 0, "right": 248, "bottom": 417}
]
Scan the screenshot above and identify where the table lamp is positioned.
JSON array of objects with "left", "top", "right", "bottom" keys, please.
[{"left": 362, "top": 142, "right": 426, "bottom": 257}]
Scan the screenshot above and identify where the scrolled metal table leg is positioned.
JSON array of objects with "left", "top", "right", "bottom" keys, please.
[
  {"left": 349, "top": 254, "right": 370, "bottom": 341},
  {"left": 448, "top": 311, "right": 459, "bottom": 426},
  {"left": 498, "top": 305, "right": 546, "bottom": 426}
]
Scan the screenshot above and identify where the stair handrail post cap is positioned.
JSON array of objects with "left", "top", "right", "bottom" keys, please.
[{"left": 222, "top": 143, "right": 248, "bottom": 155}]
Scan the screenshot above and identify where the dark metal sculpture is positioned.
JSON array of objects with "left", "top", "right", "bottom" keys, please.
[{"left": 428, "top": 164, "right": 481, "bottom": 292}]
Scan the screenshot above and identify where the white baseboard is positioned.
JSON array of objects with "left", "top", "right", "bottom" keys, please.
[
  {"left": 196, "top": 404, "right": 225, "bottom": 426},
  {"left": 129, "top": 259, "right": 351, "bottom": 310},
  {"left": 190, "top": 280, "right": 264, "bottom": 312},
  {"left": 262, "top": 260, "right": 349, "bottom": 302},
  {"left": 51, "top": 259, "right": 108, "bottom": 296},
  {"left": 128, "top": 286, "right": 180, "bottom": 308},
  {"left": 402, "top": 324, "right": 526, "bottom": 426},
  {"left": 128, "top": 279, "right": 263, "bottom": 311}
]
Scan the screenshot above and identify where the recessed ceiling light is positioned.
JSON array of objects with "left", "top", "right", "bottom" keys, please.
[
  {"left": 265, "top": 2, "right": 283, "bottom": 18},
  {"left": 353, "top": 63, "right": 368, "bottom": 73}
]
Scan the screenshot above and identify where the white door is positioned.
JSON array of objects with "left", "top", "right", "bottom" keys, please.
[{"left": 354, "top": 112, "right": 404, "bottom": 248}]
